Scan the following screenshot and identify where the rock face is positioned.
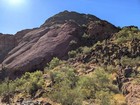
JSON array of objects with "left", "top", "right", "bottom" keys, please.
[
  {"left": 0, "top": 11, "right": 119, "bottom": 79},
  {"left": 0, "top": 33, "right": 16, "bottom": 63},
  {"left": 123, "top": 83, "right": 140, "bottom": 105},
  {"left": 87, "top": 21, "right": 118, "bottom": 40}
]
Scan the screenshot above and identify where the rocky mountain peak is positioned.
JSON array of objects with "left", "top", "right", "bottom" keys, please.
[{"left": 41, "top": 10, "right": 100, "bottom": 27}]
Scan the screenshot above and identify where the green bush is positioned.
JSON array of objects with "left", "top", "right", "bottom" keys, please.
[
  {"left": 81, "top": 33, "right": 94, "bottom": 46},
  {"left": 92, "top": 68, "right": 110, "bottom": 89},
  {"left": 22, "top": 71, "right": 44, "bottom": 96},
  {"left": 68, "top": 50, "right": 77, "bottom": 58},
  {"left": 114, "top": 27, "right": 140, "bottom": 44},
  {"left": 78, "top": 76, "right": 95, "bottom": 99},
  {"left": 0, "top": 71, "right": 44, "bottom": 96},
  {"left": 95, "top": 91, "right": 112, "bottom": 105},
  {"left": 106, "top": 65, "right": 118, "bottom": 74},
  {"left": 51, "top": 85, "right": 83, "bottom": 105},
  {"left": 48, "top": 57, "right": 60, "bottom": 69},
  {"left": 121, "top": 56, "right": 140, "bottom": 66},
  {"left": 69, "top": 40, "right": 78, "bottom": 49},
  {"left": 49, "top": 67, "right": 82, "bottom": 105},
  {"left": 82, "top": 46, "right": 92, "bottom": 54},
  {"left": 48, "top": 66, "right": 118, "bottom": 105},
  {"left": 94, "top": 20, "right": 102, "bottom": 24},
  {"left": 0, "top": 78, "right": 16, "bottom": 96}
]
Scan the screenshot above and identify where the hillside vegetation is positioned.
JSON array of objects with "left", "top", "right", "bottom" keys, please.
[{"left": 0, "top": 26, "right": 140, "bottom": 105}]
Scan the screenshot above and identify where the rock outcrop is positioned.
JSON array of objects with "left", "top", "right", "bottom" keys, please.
[
  {"left": 123, "top": 83, "right": 140, "bottom": 105},
  {"left": 0, "top": 11, "right": 119, "bottom": 79},
  {"left": 41, "top": 10, "right": 100, "bottom": 27},
  {"left": 0, "top": 33, "right": 16, "bottom": 63}
]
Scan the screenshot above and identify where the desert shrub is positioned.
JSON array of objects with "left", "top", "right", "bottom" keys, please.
[
  {"left": 69, "top": 40, "right": 77, "bottom": 46},
  {"left": 82, "top": 33, "right": 90, "bottom": 39},
  {"left": 51, "top": 85, "right": 82, "bottom": 105},
  {"left": 95, "top": 20, "right": 102, "bottom": 24},
  {"left": 78, "top": 67, "right": 118, "bottom": 104},
  {"left": 47, "top": 64, "right": 120, "bottom": 105},
  {"left": 114, "top": 27, "right": 140, "bottom": 44},
  {"left": 121, "top": 56, "right": 140, "bottom": 66},
  {"left": 0, "top": 71, "right": 44, "bottom": 96},
  {"left": 76, "top": 47, "right": 84, "bottom": 54},
  {"left": 81, "top": 46, "right": 92, "bottom": 54},
  {"left": 22, "top": 71, "right": 44, "bottom": 96},
  {"left": 69, "top": 40, "right": 78, "bottom": 49},
  {"left": 49, "top": 67, "right": 82, "bottom": 105},
  {"left": 49, "top": 66, "right": 119, "bottom": 104},
  {"left": 92, "top": 68, "right": 110, "bottom": 89},
  {"left": 78, "top": 76, "right": 95, "bottom": 99},
  {"left": 68, "top": 50, "right": 77, "bottom": 58},
  {"left": 95, "top": 90, "right": 112, "bottom": 105},
  {"left": 81, "top": 33, "right": 94, "bottom": 46},
  {"left": 113, "top": 94, "right": 127, "bottom": 105},
  {"left": 92, "top": 67, "right": 118, "bottom": 95},
  {"left": 50, "top": 66, "right": 78, "bottom": 87},
  {"left": 78, "top": 68, "right": 110, "bottom": 99},
  {"left": 0, "top": 78, "right": 16, "bottom": 96},
  {"left": 106, "top": 65, "right": 118, "bottom": 74},
  {"left": 92, "top": 68, "right": 119, "bottom": 104},
  {"left": 92, "top": 41, "right": 102, "bottom": 49},
  {"left": 48, "top": 57, "right": 60, "bottom": 69}
]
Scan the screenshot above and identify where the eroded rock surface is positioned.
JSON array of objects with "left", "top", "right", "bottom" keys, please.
[
  {"left": 0, "top": 33, "right": 16, "bottom": 63},
  {"left": 123, "top": 83, "right": 140, "bottom": 105}
]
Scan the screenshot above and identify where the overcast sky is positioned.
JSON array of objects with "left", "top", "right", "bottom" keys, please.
[{"left": 0, "top": 0, "right": 140, "bottom": 34}]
